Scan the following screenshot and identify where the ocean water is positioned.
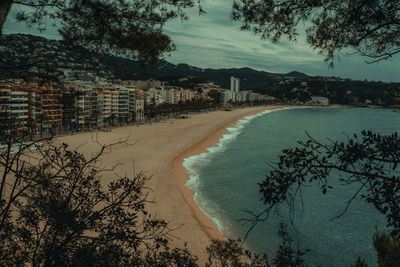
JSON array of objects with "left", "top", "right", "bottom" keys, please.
[{"left": 183, "top": 108, "right": 400, "bottom": 267}]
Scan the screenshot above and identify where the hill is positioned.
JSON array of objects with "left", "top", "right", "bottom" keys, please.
[{"left": 0, "top": 34, "right": 311, "bottom": 89}]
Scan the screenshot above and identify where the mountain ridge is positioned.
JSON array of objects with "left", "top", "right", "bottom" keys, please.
[{"left": 0, "top": 33, "right": 311, "bottom": 89}]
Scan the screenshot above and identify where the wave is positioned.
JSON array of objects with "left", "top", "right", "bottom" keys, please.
[{"left": 183, "top": 108, "right": 292, "bottom": 237}]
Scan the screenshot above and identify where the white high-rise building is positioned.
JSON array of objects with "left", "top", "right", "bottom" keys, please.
[{"left": 230, "top": 76, "right": 240, "bottom": 93}]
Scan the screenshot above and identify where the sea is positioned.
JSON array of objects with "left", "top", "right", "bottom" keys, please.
[{"left": 183, "top": 107, "right": 400, "bottom": 267}]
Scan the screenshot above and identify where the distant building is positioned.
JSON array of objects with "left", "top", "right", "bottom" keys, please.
[
  {"left": 239, "top": 91, "right": 248, "bottom": 102},
  {"left": 311, "top": 96, "right": 329, "bottom": 105},
  {"left": 117, "top": 86, "right": 130, "bottom": 123},
  {"left": 89, "top": 88, "right": 105, "bottom": 128},
  {"left": 129, "top": 89, "right": 144, "bottom": 122},
  {"left": 133, "top": 79, "right": 163, "bottom": 89},
  {"left": 0, "top": 82, "right": 63, "bottom": 134},
  {"left": 230, "top": 76, "right": 240, "bottom": 93},
  {"left": 301, "top": 81, "right": 308, "bottom": 87},
  {"left": 208, "top": 89, "right": 230, "bottom": 105}
]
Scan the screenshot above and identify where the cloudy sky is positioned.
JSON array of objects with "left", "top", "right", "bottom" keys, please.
[{"left": 3, "top": 0, "right": 400, "bottom": 82}]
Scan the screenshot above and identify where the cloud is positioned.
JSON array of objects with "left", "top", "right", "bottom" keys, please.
[
  {"left": 3, "top": 1, "right": 400, "bottom": 81},
  {"left": 163, "top": 0, "right": 400, "bottom": 81}
]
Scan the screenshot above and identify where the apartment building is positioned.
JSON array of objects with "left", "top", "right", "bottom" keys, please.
[
  {"left": 61, "top": 91, "right": 76, "bottom": 131},
  {"left": 180, "top": 89, "right": 195, "bottom": 102},
  {"left": 0, "top": 88, "right": 29, "bottom": 131},
  {"left": 208, "top": 89, "right": 230, "bottom": 105},
  {"left": 90, "top": 88, "right": 105, "bottom": 127},
  {"left": 27, "top": 88, "right": 42, "bottom": 133},
  {"left": 0, "top": 82, "right": 63, "bottom": 134},
  {"left": 161, "top": 89, "right": 173, "bottom": 104},
  {"left": 111, "top": 88, "right": 118, "bottom": 123},
  {"left": 76, "top": 89, "right": 91, "bottom": 129},
  {"left": 239, "top": 91, "right": 249, "bottom": 102},
  {"left": 128, "top": 88, "right": 144, "bottom": 122},
  {"left": 40, "top": 85, "right": 63, "bottom": 133},
  {"left": 145, "top": 88, "right": 163, "bottom": 105},
  {"left": 230, "top": 76, "right": 240, "bottom": 93},
  {"left": 102, "top": 87, "right": 113, "bottom": 124},
  {"left": 172, "top": 89, "right": 181, "bottom": 104},
  {"left": 133, "top": 79, "right": 163, "bottom": 90},
  {"left": 248, "top": 92, "right": 259, "bottom": 102},
  {"left": 117, "top": 86, "right": 130, "bottom": 123}
]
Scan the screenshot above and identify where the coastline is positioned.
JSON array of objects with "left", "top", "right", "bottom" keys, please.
[
  {"left": 170, "top": 105, "right": 293, "bottom": 242},
  {"left": 54, "top": 105, "right": 341, "bottom": 262}
]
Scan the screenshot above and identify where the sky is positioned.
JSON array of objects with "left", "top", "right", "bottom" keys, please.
[{"left": 3, "top": 0, "right": 400, "bottom": 82}]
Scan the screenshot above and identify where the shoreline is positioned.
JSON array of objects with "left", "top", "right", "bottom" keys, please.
[
  {"left": 170, "top": 105, "right": 294, "bottom": 242},
  {"left": 55, "top": 104, "right": 347, "bottom": 263}
]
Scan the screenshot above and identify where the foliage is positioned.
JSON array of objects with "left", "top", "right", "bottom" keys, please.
[
  {"left": 0, "top": 0, "right": 204, "bottom": 63},
  {"left": 204, "top": 225, "right": 307, "bottom": 267},
  {"left": 273, "top": 224, "right": 307, "bottom": 267},
  {"left": 0, "top": 140, "right": 185, "bottom": 265},
  {"left": 0, "top": 116, "right": 307, "bottom": 266},
  {"left": 350, "top": 257, "right": 369, "bottom": 267},
  {"left": 144, "top": 99, "right": 217, "bottom": 119},
  {"left": 232, "top": 0, "right": 400, "bottom": 64},
  {"left": 373, "top": 232, "right": 400, "bottom": 267},
  {"left": 255, "top": 129, "right": 400, "bottom": 266},
  {"left": 205, "top": 238, "right": 271, "bottom": 267},
  {"left": 259, "top": 130, "right": 400, "bottom": 236}
]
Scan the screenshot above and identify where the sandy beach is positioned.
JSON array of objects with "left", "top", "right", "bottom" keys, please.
[{"left": 56, "top": 105, "right": 290, "bottom": 262}]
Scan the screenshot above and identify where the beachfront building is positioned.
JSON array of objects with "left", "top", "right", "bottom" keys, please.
[
  {"left": 0, "top": 82, "right": 64, "bottom": 134},
  {"left": 10, "top": 90, "right": 28, "bottom": 128},
  {"left": 111, "top": 88, "right": 119, "bottom": 125},
  {"left": 61, "top": 91, "right": 76, "bottom": 131},
  {"left": 102, "top": 87, "right": 113, "bottom": 125},
  {"left": 76, "top": 88, "right": 91, "bottom": 129},
  {"left": 180, "top": 89, "right": 195, "bottom": 102},
  {"left": 26, "top": 88, "right": 42, "bottom": 133},
  {"left": 208, "top": 89, "right": 230, "bottom": 105},
  {"left": 160, "top": 87, "right": 185, "bottom": 104},
  {"left": 133, "top": 98, "right": 144, "bottom": 122},
  {"left": 227, "top": 90, "right": 237, "bottom": 103},
  {"left": 230, "top": 76, "right": 240, "bottom": 93},
  {"left": 145, "top": 88, "right": 164, "bottom": 105},
  {"left": 248, "top": 92, "right": 259, "bottom": 102},
  {"left": 40, "top": 85, "right": 63, "bottom": 133},
  {"left": 117, "top": 86, "right": 130, "bottom": 123},
  {"left": 172, "top": 89, "right": 181, "bottom": 104},
  {"left": 128, "top": 88, "right": 144, "bottom": 122},
  {"left": 89, "top": 88, "right": 105, "bottom": 128},
  {"left": 239, "top": 91, "right": 249, "bottom": 102},
  {"left": 161, "top": 89, "right": 171, "bottom": 104},
  {"left": 0, "top": 88, "right": 29, "bottom": 131}
]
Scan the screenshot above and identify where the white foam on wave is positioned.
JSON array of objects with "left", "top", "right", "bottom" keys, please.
[{"left": 183, "top": 108, "right": 293, "bottom": 236}]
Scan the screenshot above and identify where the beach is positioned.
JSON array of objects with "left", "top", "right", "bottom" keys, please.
[{"left": 56, "top": 105, "right": 289, "bottom": 262}]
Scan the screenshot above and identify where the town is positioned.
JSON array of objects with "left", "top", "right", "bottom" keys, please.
[
  {"left": 1, "top": 74, "right": 297, "bottom": 136},
  {"left": 1, "top": 34, "right": 397, "bottom": 137}
]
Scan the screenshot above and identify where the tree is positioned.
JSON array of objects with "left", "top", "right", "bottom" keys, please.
[
  {"left": 258, "top": 131, "right": 400, "bottom": 236},
  {"left": 256, "top": 130, "right": 400, "bottom": 265},
  {"left": 0, "top": 0, "right": 204, "bottom": 63},
  {"left": 204, "top": 225, "right": 306, "bottom": 267},
  {"left": 0, "top": 133, "right": 205, "bottom": 265},
  {"left": 205, "top": 239, "right": 271, "bottom": 267},
  {"left": 229, "top": 4, "right": 400, "bottom": 262},
  {"left": 0, "top": 129, "right": 309, "bottom": 265},
  {"left": 232, "top": 0, "right": 400, "bottom": 65}
]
